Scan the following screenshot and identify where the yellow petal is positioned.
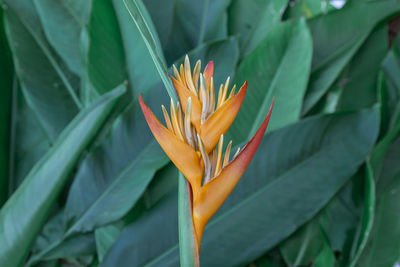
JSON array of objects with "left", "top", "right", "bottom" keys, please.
[
  {"left": 139, "top": 95, "right": 203, "bottom": 196},
  {"left": 200, "top": 81, "right": 248, "bottom": 153},
  {"left": 171, "top": 76, "right": 202, "bottom": 132},
  {"left": 193, "top": 98, "right": 274, "bottom": 245}
]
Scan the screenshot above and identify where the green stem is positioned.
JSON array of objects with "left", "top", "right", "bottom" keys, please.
[{"left": 178, "top": 172, "right": 200, "bottom": 267}]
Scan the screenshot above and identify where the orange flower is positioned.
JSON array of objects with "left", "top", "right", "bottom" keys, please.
[{"left": 139, "top": 56, "right": 274, "bottom": 249}]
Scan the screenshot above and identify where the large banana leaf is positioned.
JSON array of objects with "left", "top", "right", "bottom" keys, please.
[
  {"left": 123, "top": 0, "right": 177, "bottom": 100},
  {"left": 143, "top": 0, "right": 230, "bottom": 64},
  {"left": 33, "top": 0, "right": 91, "bottom": 75},
  {"left": 356, "top": 148, "right": 400, "bottom": 267},
  {"left": 102, "top": 107, "right": 379, "bottom": 266},
  {"left": 303, "top": 0, "right": 400, "bottom": 114},
  {"left": 228, "top": 0, "right": 288, "bottom": 56},
  {"left": 229, "top": 18, "right": 312, "bottom": 144},
  {"left": 336, "top": 25, "right": 388, "bottom": 112},
  {"left": 4, "top": 2, "right": 80, "bottom": 140},
  {"left": 0, "top": 85, "right": 125, "bottom": 267}
]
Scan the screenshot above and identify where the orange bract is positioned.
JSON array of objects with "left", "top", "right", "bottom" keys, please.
[{"left": 139, "top": 56, "right": 274, "bottom": 249}]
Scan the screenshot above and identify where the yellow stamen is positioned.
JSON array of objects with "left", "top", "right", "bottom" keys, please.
[
  {"left": 218, "top": 77, "right": 230, "bottom": 108},
  {"left": 162, "top": 105, "right": 173, "bottom": 132},
  {"left": 208, "top": 77, "right": 215, "bottom": 115},
  {"left": 184, "top": 98, "right": 195, "bottom": 148},
  {"left": 214, "top": 135, "right": 224, "bottom": 177},
  {"left": 172, "top": 64, "right": 181, "bottom": 83},
  {"left": 233, "top": 147, "right": 240, "bottom": 159},
  {"left": 170, "top": 99, "right": 185, "bottom": 141},
  {"left": 177, "top": 102, "right": 185, "bottom": 139},
  {"left": 184, "top": 55, "right": 198, "bottom": 96},
  {"left": 216, "top": 84, "right": 224, "bottom": 109},
  {"left": 193, "top": 60, "right": 201, "bottom": 91},
  {"left": 228, "top": 84, "right": 236, "bottom": 100},
  {"left": 223, "top": 140, "right": 232, "bottom": 168},
  {"left": 180, "top": 65, "right": 186, "bottom": 87},
  {"left": 197, "top": 134, "right": 211, "bottom": 184}
]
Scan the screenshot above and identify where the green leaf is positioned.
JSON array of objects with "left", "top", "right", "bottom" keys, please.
[
  {"left": 0, "top": 84, "right": 125, "bottom": 267},
  {"left": 35, "top": 233, "right": 95, "bottom": 263},
  {"left": 9, "top": 88, "right": 51, "bottom": 193},
  {"left": 336, "top": 24, "right": 388, "bottom": 111},
  {"left": 228, "top": 0, "right": 287, "bottom": 56},
  {"left": 112, "top": 0, "right": 162, "bottom": 99},
  {"left": 27, "top": 86, "right": 170, "bottom": 263},
  {"left": 84, "top": 0, "right": 165, "bottom": 103},
  {"left": 309, "top": 24, "right": 388, "bottom": 114},
  {"left": 123, "top": 0, "right": 177, "bottom": 101},
  {"left": 229, "top": 18, "right": 312, "bottom": 144},
  {"left": 312, "top": 231, "right": 335, "bottom": 267},
  {"left": 347, "top": 161, "right": 375, "bottom": 267},
  {"left": 382, "top": 34, "right": 400, "bottom": 130},
  {"left": 356, "top": 173, "right": 400, "bottom": 267},
  {"left": 144, "top": 0, "right": 230, "bottom": 63},
  {"left": 95, "top": 225, "right": 121, "bottom": 263},
  {"left": 68, "top": 143, "right": 168, "bottom": 236},
  {"left": 4, "top": 3, "right": 81, "bottom": 140},
  {"left": 33, "top": 0, "right": 91, "bottom": 75},
  {"left": 375, "top": 134, "right": 400, "bottom": 195},
  {"left": 87, "top": 0, "right": 128, "bottom": 95},
  {"left": 178, "top": 173, "right": 199, "bottom": 267},
  {"left": 280, "top": 219, "right": 325, "bottom": 266},
  {"left": 102, "top": 108, "right": 379, "bottom": 266},
  {"left": 303, "top": 0, "right": 400, "bottom": 114},
  {"left": 0, "top": 8, "right": 13, "bottom": 206}
]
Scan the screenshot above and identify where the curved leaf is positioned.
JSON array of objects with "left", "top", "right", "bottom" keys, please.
[
  {"left": 0, "top": 84, "right": 125, "bottom": 267},
  {"left": 303, "top": 0, "right": 400, "bottom": 113},
  {"left": 356, "top": 173, "right": 400, "bottom": 267},
  {"left": 144, "top": 0, "right": 230, "bottom": 63},
  {"left": 229, "top": 18, "right": 312, "bottom": 144},
  {"left": 228, "top": 0, "right": 287, "bottom": 56},
  {"left": 33, "top": 0, "right": 91, "bottom": 75},
  {"left": 348, "top": 161, "right": 375, "bottom": 267},
  {"left": 4, "top": 4, "right": 81, "bottom": 140},
  {"left": 123, "top": 0, "right": 177, "bottom": 101}
]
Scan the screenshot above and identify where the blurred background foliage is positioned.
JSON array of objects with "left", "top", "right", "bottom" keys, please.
[{"left": 0, "top": 0, "right": 400, "bottom": 266}]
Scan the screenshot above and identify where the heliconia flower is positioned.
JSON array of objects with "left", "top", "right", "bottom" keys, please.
[
  {"left": 139, "top": 56, "right": 274, "bottom": 251},
  {"left": 171, "top": 55, "right": 248, "bottom": 153}
]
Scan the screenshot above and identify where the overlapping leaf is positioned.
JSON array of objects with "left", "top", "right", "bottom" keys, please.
[
  {"left": 229, "top": 18, "right": 312, "bottom": 144},
  {"left": 0, "top": 85, "right": 125, "bottom": 266},
  {"left": 303, "top": 0, "right": 400, "bottom": 114},
  {"left": 103, "top": 108, "right": 379, "bottom": 266}
]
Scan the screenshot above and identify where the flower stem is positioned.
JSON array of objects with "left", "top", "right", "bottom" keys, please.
[{"left": 178, "top": 172, "right": 200, "bottom": 267}]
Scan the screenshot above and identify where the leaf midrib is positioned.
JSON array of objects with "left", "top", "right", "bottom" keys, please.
[
  {"left": 7, "top": 7, "right": 82, "bottom": 109},
  {"left": 27, "top": 140, "right": 164, "bottom": 265},
  {"left": 66, "top": 140, "right": 162, "bottom": 236},
  {"left": 246, "top": 22, "right": 299, "bottom": 140}
]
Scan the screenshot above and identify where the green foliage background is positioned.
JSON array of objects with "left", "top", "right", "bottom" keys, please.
[{"left": 0, "top": 0, "right": 400, "bottom": 266}]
